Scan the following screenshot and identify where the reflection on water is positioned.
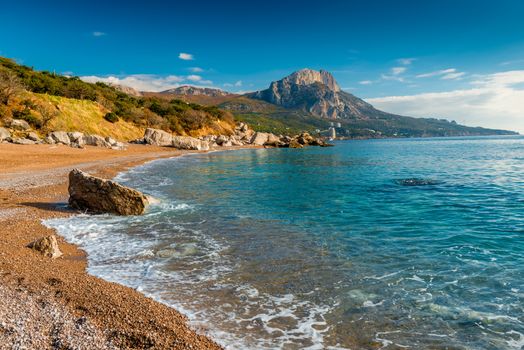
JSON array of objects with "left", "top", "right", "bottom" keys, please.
[{"left": 47, "top": 136, "right": 524, "bottom": 349}]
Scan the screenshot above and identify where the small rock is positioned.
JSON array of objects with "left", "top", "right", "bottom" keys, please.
[
  {"left": 27, "top": 132, "right": 40, "bottom": 142},
  {"left": 27, "top": 235, "right": 63, "bottom": 258},
  {"left": 12, "top": 138, "right": 36, "bottom": 145},
  {"left": 0, "top": 127, "right": 11, "bottom": 141}
]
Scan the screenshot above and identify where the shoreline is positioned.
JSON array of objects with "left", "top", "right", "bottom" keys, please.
[{"left": 0, "top": 143, "right": 257, "bottom": 349}]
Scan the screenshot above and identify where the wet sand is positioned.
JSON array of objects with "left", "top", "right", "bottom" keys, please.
[{"left": 0, "top": 143, "right": 226, "bottom": 349}]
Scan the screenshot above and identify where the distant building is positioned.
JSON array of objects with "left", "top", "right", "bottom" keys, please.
[{"left": 329, "top": 127, "right": 336, "bottom": 139}]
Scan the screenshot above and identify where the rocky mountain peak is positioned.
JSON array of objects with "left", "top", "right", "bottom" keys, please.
[
  {"left": 281, "top": 68, "right": 340, "bottom": 92},
  {"left": 160, "top": 85, "right": 230, "bottom": 97}
]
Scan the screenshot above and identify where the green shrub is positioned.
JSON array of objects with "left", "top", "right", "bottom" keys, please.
[
  {"left": 104, "top": 112, "right": 119, "bottom": 123},
  {"left": 13, "top": 108, "right": 42, "bottom": 128}
]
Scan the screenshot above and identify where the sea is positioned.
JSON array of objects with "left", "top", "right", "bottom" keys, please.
[{"left": 45, "top": 136, "right": 524, "bottom": 349}]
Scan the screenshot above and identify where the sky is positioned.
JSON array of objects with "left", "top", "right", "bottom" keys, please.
[{"left": 1, "top": 0, "right": 524, "bottom": 131}]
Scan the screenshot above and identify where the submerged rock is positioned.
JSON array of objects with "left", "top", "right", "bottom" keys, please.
[
  {"left": 68, "top": 169, "right": 149, "bottom": 215},
  {"left": 27, "top": 235, "right": 63, "bottom": 258},
  {"left": 395, "top": 178, "right": 443, "bottom": 186}
]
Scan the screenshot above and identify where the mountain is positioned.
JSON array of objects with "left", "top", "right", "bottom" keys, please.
[
  {"left": 248, "top": 68, "right": 404, "bottom": 120},
  {"left": 238, "top": 68, "right": 517, "bottom": 137},
  {"left": 160, "top": 85, "right": 232, "bottom": 97}
]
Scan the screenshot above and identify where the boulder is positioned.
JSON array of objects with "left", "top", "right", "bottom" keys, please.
[
  {"left": 143, "top": 128, "right": 173, "bottom": 146},
  {"left": 68, "top": 169, "right": 149, "bottom": 215},
  {"left": 265, "top": 133, "right": 281, "bottom": 145},
  {"left": 215, "top": 135, "right": 229, "bottom": 146},
  {"left": 27, "top": 132, "right": 40, "bottom": 142},
  {"left": 27, "top": 235, "right": 63, "bottom": 258},
  {"left": 9, "top": 119, "right": 30, "bottom": 130},
  {"left": 12, "top": 138, "right": 36, "bottom": 145},
  {"left": 84, "top": 134, "right": 110, "bottom": 148},
  {"left": 49, "top": 131, "right": 71, "bottom": 145},
  {"left": 172, "top": 136, "right": 210, "bottom": 150},
  {"left": 250, "top": 132, "right": 270, "bottom": 146},
  {"left": 68, "top": 132, "right": 85, "bottom": 148},
  {"left": 288, "top": 139, "right": 304, "bottom": 148},
  {"left": 0, "top": 127, "right": 11, "bottom": 141}
]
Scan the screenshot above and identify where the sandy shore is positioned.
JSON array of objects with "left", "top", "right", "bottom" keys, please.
[{"left": 0, "top": 143, "right": 227, "bottom": 349}]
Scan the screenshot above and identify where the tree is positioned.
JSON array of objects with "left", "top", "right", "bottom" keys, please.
[
  {"left": 0, "top": 69, "right": 24, "bottom": 105},
  {"left": 35, "top": 102, "right": 59, "bottom": 131}
]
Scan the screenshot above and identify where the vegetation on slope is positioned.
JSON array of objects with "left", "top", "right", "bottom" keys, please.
[{"left": 0, "top": 57, "right": 235, "bottom": 139}]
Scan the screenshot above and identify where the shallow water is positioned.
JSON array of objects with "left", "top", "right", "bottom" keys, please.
[{"left": 46, "top": 136, "right": 524, "bottom": 349}]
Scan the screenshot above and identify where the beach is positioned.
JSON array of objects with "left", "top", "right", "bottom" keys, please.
[{"left": 0, "top": 143, "right": 224, "bottom": 349}]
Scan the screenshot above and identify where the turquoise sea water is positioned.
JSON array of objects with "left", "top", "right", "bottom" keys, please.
[{"left": 47, "top": 136, "right": 524, "bottom": 349}]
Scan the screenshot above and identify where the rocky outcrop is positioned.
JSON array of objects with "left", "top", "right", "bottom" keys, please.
[
  {"left": 172, "top": 136, "right": 210, "bottom": 150},
  {"left": 12, "top": 138, "right": 36, "bottom": 145},
  {"left": 27, "top": 235, "right": 63, "bottom": 258},
  {"left": 143, "top": 128, "right": 173, "bottom": 146},
  {"left": 42, "top": 132, "right": 125, "bottom": 150},
  {"left": 68, "top": 169, "right": 148, "bottom": 215}
]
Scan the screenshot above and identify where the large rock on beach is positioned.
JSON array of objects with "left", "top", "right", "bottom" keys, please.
[
  {"left": 250, "top": 132, "right": 270, "bottom": 146},
  {"left": 143, "top": 128, "right": 173, "bottom": 146},
  {"left": 68, "top": 169, "right": 149, "bottom": 215},
  {"left": 27, "top": 235, "right": 63, "bottom": 258},
  {"left": 172, "top": 136, "right": 210, "bottom": 150},
  {"left": 48, "top": 131, "right": 71, "bottom": 145}
]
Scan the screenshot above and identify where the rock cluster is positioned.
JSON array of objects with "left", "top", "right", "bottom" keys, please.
[
  {"left": 0, "top": 119, "right": 126, "bottom": 150},
  {"left": 137, "top": 123, "right": 331, "bottom": 150},
  {"left": 68, "top": 169, "right": 149, "bottom": 215}
]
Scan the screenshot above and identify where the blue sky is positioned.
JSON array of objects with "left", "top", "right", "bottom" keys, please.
[{"left": 1, "top": 0, "right": 524, "bottom": 131}]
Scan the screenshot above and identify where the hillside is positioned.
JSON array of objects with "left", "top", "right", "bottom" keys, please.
[{"left": 0, "top": 57, "right": 236, "bottom": 140}]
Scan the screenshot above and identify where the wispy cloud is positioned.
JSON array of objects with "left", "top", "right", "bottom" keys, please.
[
  {"left": 223, "top": 80, "right": 243, "bottom": 88},
  {"left": 500, "top": 59, "right": 524, "bottom": 66},
  {"left": 92, "top": 31, "right": 106, "bottom": 37},
  {"left": 178, "top": 53, "right": 194, "bottom": 61},
  {"left": 366, "top": 70, "right": 524, "bottom": 133},
  {"left": 189, "top": 67, "right": 204, "bottom": 73},
  {"left": 416, "top": 68, "right": 464, "bottom": 80},
  {"left": 391, "top": 67, "right": 407, "bottom": 75},
  {"left": 359, "top": 80, "right": 373, "bottom": 85},
  {"left": 397, "top": 58, "right": 416, "bottom": 65}
]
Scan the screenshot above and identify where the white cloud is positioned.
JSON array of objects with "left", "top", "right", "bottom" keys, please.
[
  {"left": 179, "top": 53, "right": 194, "bottom": 60},
  {"left": 81, "top": 74, "right": 185, "bottom": 92},
  {"left": 441, "top": 72, "right": 465, "bottom": 80},
  {"left": 366, "top": 70, "right": 524, "bottom": 133},
  {"left": 189, "top": 67, "right": 204, "bottom": 73},
  {"left": 186, "top": 75, "right": 202, "bottom": 81},
  {"left": 92, "top": 31, "right": 106, "bottom": 37},
  {"left": 381, "top": 74, "right": 406, "bottom": 83},
  {"left": 397, "top": 58, "right": 416, "bottom": 65},
  {"left": 234, "top": 80, "right": 242, "bottom": 87},
  {"left": 359, "top": 80, "right": 373, "bottom": 85},
  {"left": 416, "top": 68, "right": 462, "bottom": 79},
  {"left": 391, "top": 67, "right": 407, "bottom": 75}
]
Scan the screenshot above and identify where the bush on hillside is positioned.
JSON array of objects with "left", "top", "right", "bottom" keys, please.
[{"left": 104, "top": 112, "right": 119, "bottom": 123}]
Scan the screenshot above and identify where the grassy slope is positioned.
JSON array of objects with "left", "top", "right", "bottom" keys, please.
[{"left": 38, "top": 94, "right": 144, "bottom": 140}]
